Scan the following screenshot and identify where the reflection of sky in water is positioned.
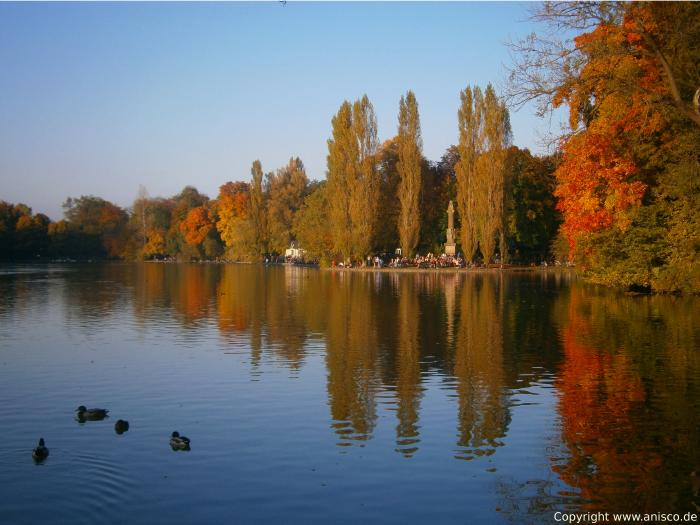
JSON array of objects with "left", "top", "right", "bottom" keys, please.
[{"left": 0, "top": 263, "right": 698, "bottom": 524}]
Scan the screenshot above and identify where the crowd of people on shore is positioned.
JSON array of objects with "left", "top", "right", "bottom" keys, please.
[
  {"left": 331, "top": 253, "right": 575, "bottom": 268},
  {"left": 330, "top": 252, "right": 466, "bottom": 269},
  {"left": 137, "top": 251, "right": 569, "bottom": 268},
  {"left": 386, "top": 253, "right": 464, "bottom": 268}
]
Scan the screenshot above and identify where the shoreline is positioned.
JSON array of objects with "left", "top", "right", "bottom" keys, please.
[
  {"left": 324, "top": 265, "right": 571, "bottom": 273},
  {"left": 1, "top": 259, "right": 572, "bottom": 272}
]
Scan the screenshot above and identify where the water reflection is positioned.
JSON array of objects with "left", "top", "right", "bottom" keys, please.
[
  {"left": 326, "top": 272, "right": 380, "bottom": 444},
  {"left": 552, "top": 285, "right": 700, "bottom": 514},
  {"left": 1, "top": 262, "right": 698, "bottom": 520},
  {"left": 394, "top": 275, "right": 422, "bottom": 456},
  {"left": 454, "top": 274, "right": 509, "bottom": 460}
]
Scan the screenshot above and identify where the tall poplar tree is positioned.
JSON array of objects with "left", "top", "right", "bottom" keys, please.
[
  {"left": 396, "top": 91, "right": 422, "bottom": 258},
  {"left": 134, "top": 185, "right": 149, "bottom": 256},
  {"left": 455, "top": 84, "right": 510, "bottom": 264},
  {"left": 477, "top": 85, "right": 511, "bottom": 264},
  {"left": 327, "top": 96, "right": 380, "bottom": 262},
  {"left": 327, "top": 101, "right": 355, "bottom": 261},
  {"left": 455, "top": 86, "right": 482, "bottom": 262},
  {"left": 249, "top": 160, "right": 267, "bottom": 257},
  {"left": 350, "top": 95, "right": 380, "bottom": 260}
]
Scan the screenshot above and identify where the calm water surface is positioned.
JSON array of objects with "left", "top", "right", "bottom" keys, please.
[{"left": 0, "top": 264, "right": 698, "bottom": 524}]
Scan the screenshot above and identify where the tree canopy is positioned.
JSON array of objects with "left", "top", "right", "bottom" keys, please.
[{"left": 508, "top": 1, "right": 700, "bottom": 292}]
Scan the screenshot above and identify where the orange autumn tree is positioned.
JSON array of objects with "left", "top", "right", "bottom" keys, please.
[
  {"left": 143, "top": 229, "right": 166, "bottom": 256},
  {"left": 552, "top": 5, "right": 665, "bottom": 252},
  {"left": 180, "top": 206, "right": 215, "bottom": 247},
  {"left": 215, "top": 181, "right": 252, "bottom": 260},
  {"left": 509, "top": 2, "right": 700, "bottom": 291}
]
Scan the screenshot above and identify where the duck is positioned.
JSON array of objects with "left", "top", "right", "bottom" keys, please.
[
  {"left": 76, "top": 405, "right": 109, "bottom": 421},
  {"left": 170, "top": 431, "right": 191, "bottom": 451},
  {"left": 32, "top": 438, "right": 49, "bottom": 462},
  {"left": 114, "top": 419, "right": 130, "bottom": 434}
]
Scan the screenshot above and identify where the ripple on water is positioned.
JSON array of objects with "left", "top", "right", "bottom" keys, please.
[{"left": 0, "top": 448, "right": 135, "bottom": 525}]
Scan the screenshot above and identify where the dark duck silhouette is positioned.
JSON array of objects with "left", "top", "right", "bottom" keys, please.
[
  {"left": 32, "top": 438, "right": 49, "bottom": 462},
  {"left": 76, "top": 405, "right": 109, "bottom": 422},
  {"left": 170, "top": 431, "right": 191, "bottom": 451},
  {"left": 114, "top": 419, "right": 130, "bottom": 434}
]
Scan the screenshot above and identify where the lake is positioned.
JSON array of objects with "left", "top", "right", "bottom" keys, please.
[{"left": 0, "top": 263, "right": 698, "bottom": 524}]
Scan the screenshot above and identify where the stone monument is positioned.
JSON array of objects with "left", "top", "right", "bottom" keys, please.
[{"left": 445, "top": 200, "right": 456, "bottom": 256}]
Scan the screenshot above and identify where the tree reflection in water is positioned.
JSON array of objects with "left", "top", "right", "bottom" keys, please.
[
  {"left": 394, "top": 274, "right": 423, "bottom": 457},
  {"left": 453, "top": 273, "right": 509, "bottom": 460},
  {"left": 552, "top": 285, "right": 700, "bottom": 514},
  {"left": 325, "top": 271, "right": 380, "bottom": 444},
  {"left": 46, "top": 262, "right": 699, "bottom": 515}
]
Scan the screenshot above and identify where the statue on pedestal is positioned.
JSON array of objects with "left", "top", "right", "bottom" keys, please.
[{"left": 445, "top": 200, "right": 456, "bottom": 256}]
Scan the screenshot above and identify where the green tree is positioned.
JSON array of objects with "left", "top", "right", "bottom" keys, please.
[
  {"left": 0, "top": 201, "right": 50, "bottom": 259},
  {"left": 506, "top": 147, "right": 560, "bottom": 262},
  {"left": 375, "top": 138, "right": 401, "bottom": 254},
  {"left": 293, "top": 182, "right": 333, "bottom": 262},
  {"left": 420, "top": 158, "right": 452, "bottom": 254},
  {"left": 14, "top": 212, "right": 50, "bottom": 258},
  {"left": 267, "top": 157, "right": 308, "bottom": 254},
  {"left": 62, "top": 195, "right": 129, "bottom": 258},
  {"left": 132, "top": 185, "right": 149, "bottom": 256},
  {"left": 425, "top": 146, "right": 459, "bottom": 254}
]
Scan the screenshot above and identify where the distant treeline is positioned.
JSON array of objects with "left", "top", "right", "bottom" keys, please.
[
  {"left": 1, "top": 81, "right": 565, "bottom": 266},
  {"left": 0, "top": 146, "right": 561, "bottom": 265}
]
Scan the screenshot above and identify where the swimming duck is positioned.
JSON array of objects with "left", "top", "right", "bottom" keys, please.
[
  {"left": 114, "top": 419, "right": 130, "bottom": 434},
  {"left": 76, "top": 405, "right": 109, "bottom": 421},
  {"left": 32, "top": 438, "right": 49, "bottom": 462},
  {"left": 170, "top": 431, "right": 191, "bottom": 451}
]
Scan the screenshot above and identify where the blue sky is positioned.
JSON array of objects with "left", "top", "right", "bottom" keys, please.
[{"left": 0, "top": 2, "right": 563, "bottom": 220}]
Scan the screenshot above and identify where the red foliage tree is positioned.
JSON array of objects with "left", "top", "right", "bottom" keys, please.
[
  {"left": 179, "top": 206, "right": 214, "bottom": 246},
  {"left": 552, "top": 5, "right": 669, "bottom": 253}
]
